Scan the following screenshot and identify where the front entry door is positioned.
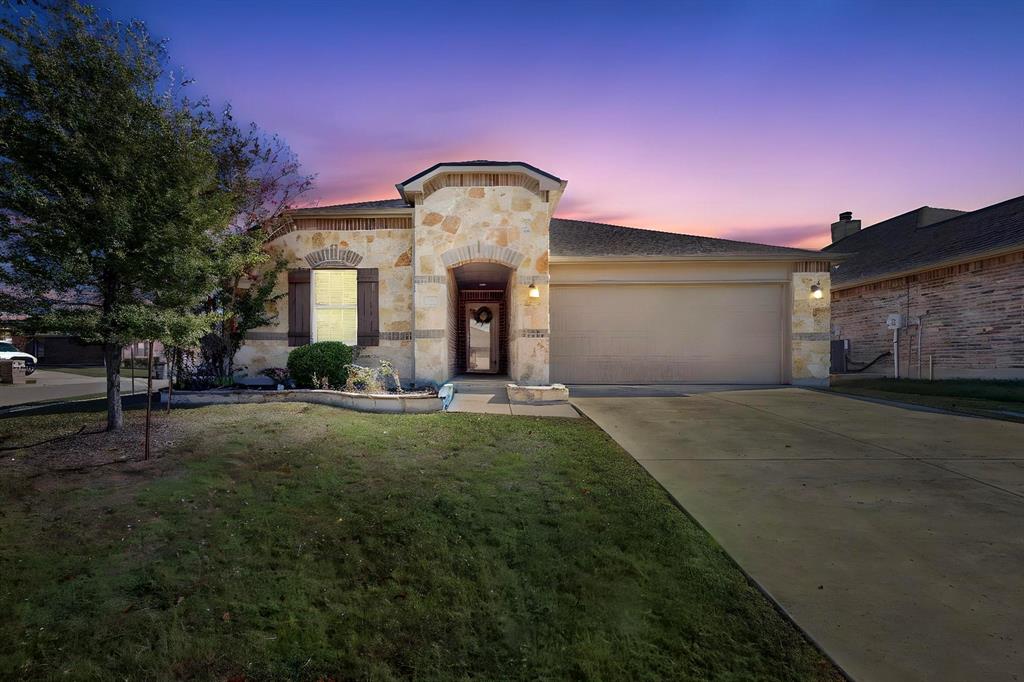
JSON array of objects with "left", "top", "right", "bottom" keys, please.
[{"left": 466, "top": 302, "right": 500, "bottom": 373}]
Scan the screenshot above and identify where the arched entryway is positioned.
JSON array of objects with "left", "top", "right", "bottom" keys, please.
[{"left": 448, "top": 262, "right": 513, "bottom": 376}]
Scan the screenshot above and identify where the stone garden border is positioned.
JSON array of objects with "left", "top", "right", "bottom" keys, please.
[
  {"left": 160, "top": 388, "right": 442, "bottom": 414},
  {"left": 506, "top": 383, "right": 570, "bottom": 405}
]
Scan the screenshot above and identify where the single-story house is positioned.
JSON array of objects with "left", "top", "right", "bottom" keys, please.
[
  {"left": 237, "top": 161, "right": 836, "bottom": 387},
  {"left": 824, "top": 194, "right": 1024, "bottom": 379}
]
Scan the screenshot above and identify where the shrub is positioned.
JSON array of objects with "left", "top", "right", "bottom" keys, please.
[{"left": 286, "top": 342, "right": 354, "bottom": 389}]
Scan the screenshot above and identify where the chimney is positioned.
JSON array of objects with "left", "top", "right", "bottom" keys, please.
[{"left": 831, "top": 211, "right": 861, "bottom": 243}]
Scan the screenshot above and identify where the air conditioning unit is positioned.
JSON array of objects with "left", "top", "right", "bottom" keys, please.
[{"left": 830, "top": 339, "right": 849, "bottom": 373}]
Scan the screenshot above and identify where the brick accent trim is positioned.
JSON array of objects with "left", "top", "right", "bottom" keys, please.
[
  {"left": 305, "top": 246, "right": 363, "bottom": 269},
  {"left": 380, "top": 331, "right": 413, "bottom": 341},
  {"left": 267, "top": 216, "right": 413, "bottom": 241},
  {"left": 245, "top": 331, "right": 288, "bottom": 341},
  {"left": 414, "top": 275, "right": 447, "bottom": 284},
  {"left": 413, "top": 329, "right": 445, "bottom": 339},
  {"left": 517, "top": 329, "right": 549, "bottom": 338},
  {"left": 422, "top": 172, "right": 542, "bottom": 200},
  {"left": 516, "top": 274, "right": 550, "bottom": 285},
  {"left": 793, "top": 261, "right": 832, "bottom": 273},
  {"left": 439, "top": 243, "right": 525, "bottom": 270}
]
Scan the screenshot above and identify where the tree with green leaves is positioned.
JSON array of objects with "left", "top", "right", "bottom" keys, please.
[
  {"left": 0, "top": 1, "right": 236, "bottom": 431},
  {"left": 196, "top": 108, "right": 312, "bottom": 381}
]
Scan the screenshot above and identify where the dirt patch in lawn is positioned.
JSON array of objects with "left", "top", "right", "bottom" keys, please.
[{"left": 1, "top": 411, "right": 187, "bottom": 493}]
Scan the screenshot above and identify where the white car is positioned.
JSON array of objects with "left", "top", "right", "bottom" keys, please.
[{"left": 0, "top": 341, "right": 37, "bottom": 375}]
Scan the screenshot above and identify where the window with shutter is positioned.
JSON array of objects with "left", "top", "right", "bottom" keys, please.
[
  {"left": 312, "top": 270, "right": 358, "bottom": 345},
  {"left": 357, "top": 268, "right": 379, "bottom": 346},
  {"left": 287, "top": 269, "right": 311, "bottom": 346}
]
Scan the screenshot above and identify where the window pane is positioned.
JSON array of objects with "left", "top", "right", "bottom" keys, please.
[
  {"left": 314, "top": 270, "right": 357, "bottom": 306},
  {"left": 315, "top": 308, "right": 357, "bottom": 345}
]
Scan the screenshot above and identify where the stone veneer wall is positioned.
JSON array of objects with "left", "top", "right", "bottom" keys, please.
[
  {"left": 412, "top": 184, "right": 554, "bottom": 385},
  {"left": 831, "top": 251, "right": 1024, "bottom": 379},
  {"left": 235, "top": 227, "right": 416, "bottom": 379},
  {"left": 791, "top": 272, "right": 831, "bottom": 386}
]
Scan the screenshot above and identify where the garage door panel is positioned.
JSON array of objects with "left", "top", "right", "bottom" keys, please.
[{"left": 551, "top": 284, "right": 784, "bottom": 384}]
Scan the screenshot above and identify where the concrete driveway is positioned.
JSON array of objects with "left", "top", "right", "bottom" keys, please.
[{"left": 574, "top": 387, "right": 1024, "bottom": 682}]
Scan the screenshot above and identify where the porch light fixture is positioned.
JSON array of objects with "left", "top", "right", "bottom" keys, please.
[
  {"left": 528, "top": 281, "right": 540, "bottom": 298},
  {"left": 810, "top": 281, "right": 823, "bottom": 299}
]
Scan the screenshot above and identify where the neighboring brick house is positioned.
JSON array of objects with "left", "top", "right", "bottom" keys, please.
[
  {"left": 237, "top": 160, "right": 838, "bottom": 387},
  {"left": 824, "top": 195, "right": 1024, "bottom": 379}
]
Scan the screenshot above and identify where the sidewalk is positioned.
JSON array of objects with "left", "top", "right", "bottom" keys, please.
[{"left": 0, "top": 369, "right": 166, "bottom": 408}]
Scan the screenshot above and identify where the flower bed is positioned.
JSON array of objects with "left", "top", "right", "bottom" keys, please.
[{"left": 160, "top": 387, "right": 442, "bottom": 414}]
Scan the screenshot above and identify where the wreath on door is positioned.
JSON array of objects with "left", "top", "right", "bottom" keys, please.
[{"left": 474, "top": 306, "right": 493, "bottom": 324}]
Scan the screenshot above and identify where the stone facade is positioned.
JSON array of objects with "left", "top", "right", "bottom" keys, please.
[
  {"left": 411, "top": 184, "right": 557, "bottom": 385},
  {"left": 235, "top": 227, "right": 415, "bottom": 377},
  {"left": 790, "top": 272, "right": 832, "bottom": 386},
  {"left": 831, "top": 251, "right": 1024, "bottom": 379},
  {"left": 239, "top": 164, "right": 562, "bottom": 387}
]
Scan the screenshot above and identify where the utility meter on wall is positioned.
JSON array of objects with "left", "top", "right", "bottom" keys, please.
[{"left": 886, "top": 313, "right": 903, "bottom": 330}]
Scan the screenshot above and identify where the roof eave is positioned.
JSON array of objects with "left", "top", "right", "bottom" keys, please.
[
  {"left": 550, "top": 253, "right": 845, "bottom": 264},
  {"left": 831, "top": 244, "right": 1024, "bottom": 290},
  {"left": 396, "top": 162, "right": 563, "bottom": 203},
  {"left": 287, "top": 206, "right": 413, "bottom": 218}
]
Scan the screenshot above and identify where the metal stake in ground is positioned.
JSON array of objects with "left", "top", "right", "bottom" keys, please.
[
  {"left": 165, "top": 346, "right": 173, "bottom": 413},
  {"left": 144, "top": 340, "right": 153, "bottom": 460}
]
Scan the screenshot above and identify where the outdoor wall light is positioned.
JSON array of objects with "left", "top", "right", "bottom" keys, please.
[
  {"left": 528, "top": 281, "right": 540, "bottom": 298},
  {"left": 810, "top": 281, "right": 824, "bottom": 299}
]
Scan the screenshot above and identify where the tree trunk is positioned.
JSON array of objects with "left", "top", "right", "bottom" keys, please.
[
  {"left": 144, "top": 340, "right": 154, "bottom": 460},
  {"left": 165, "top": 346, "right": 173, "bottom": 413},
  {"left": 105, "top": 343, "right": 124, "bottom": 432}
]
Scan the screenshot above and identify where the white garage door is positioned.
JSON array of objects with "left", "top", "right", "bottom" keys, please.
[{"left": 550, "top": 284, "right": 784, "bottom": 384}]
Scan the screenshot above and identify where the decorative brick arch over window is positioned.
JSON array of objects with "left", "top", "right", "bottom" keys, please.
[
  {"left": 305, "top": 246, "right": 363, "bottom": 269},
  {"left": 440, "top": 243, "right": 525, "bottom": 270}
]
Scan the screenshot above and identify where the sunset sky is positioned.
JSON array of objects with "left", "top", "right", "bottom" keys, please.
[{"left": 108, "top": 0, "right": 1023, "bottom": 248}]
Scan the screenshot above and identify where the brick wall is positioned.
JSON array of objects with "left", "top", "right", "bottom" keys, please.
[{"left": 831, "top": 251, "right": 1024, "bottom": 379}]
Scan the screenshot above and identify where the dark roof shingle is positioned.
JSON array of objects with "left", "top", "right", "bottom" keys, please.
[
  {"left": 291, "top": 198, "right": 410, "bottom": 215},
  {"left": 550, "top": 218, "right": 829, "bottom": 259},
  {"left": 824, "top": 196, "right": 1024, "bottom": 287}
]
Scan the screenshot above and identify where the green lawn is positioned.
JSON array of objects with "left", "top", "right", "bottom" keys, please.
[
  {"left": 831, "top": 378, "right": 1024, "bottom": 421},
  {"left": 0, "top": 405, "right": 838, "bottom": 681}
]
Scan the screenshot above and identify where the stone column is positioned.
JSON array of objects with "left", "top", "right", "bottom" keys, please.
[
  {"left": 791, "top": 272, "right": 831, "bottom": 386},
  {"left": 510, "top": 272, "right": 550, "bottom": 384},
  {"left": 413, "top": 273, "right": 449, "bottom": 387}
]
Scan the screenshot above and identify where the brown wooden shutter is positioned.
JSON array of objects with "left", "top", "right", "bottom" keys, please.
[
  {"left": 287, "top": 269, "right": 311, "bottom": 347},
  {"left": 357, "top": 268, "right": 379, "bottom": 346}
]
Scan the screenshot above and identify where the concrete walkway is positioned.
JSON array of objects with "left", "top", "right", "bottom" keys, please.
[
  {"left": 0, "top": 369, "right": 165, "bottom": 408},
  {"left": 447, "top": 388, "right": 579, "bottom": 417},
  {"left": 574, "top": 387, "right": 1024, "bottom": 682}
]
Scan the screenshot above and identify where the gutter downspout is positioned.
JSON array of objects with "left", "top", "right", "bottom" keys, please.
[
  {"left": 893, "top": 327, "right": 900, "bottom": 379},
  {"left": 916, "top": 314, "right": 926, "bottom": 380},
  {"left": 410, "top": 195, "right": 417, "bottom": 386}
]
